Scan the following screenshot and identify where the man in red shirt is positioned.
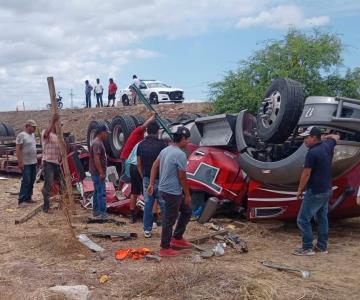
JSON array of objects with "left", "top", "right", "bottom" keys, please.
[
  {"left": 120, "top": 113, "right": 155, "bottom": 222},
  {"left": 107, "top": 78, "right": 117, "bottom": 107}
]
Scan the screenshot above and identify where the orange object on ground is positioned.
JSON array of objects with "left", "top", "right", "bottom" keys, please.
[{"left": 115, "top": 248, "right": 151, "bottom": 260}]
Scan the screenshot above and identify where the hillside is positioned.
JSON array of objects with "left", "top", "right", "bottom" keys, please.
[{"left": 0, "top": 102, "right": 211, "bottom": 142}]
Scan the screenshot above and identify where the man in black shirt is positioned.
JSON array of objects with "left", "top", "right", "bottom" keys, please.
[
  {"left": 137, "top": 121, "right": 167, "bottom": 238},
  {"left": 293, "top": 126, "right": 339, "bottom": 256}
]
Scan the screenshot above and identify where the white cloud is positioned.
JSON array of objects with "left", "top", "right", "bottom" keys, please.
[
  {"left": 0, "top": 1, "right": 335, "bottom": 110},
  {"left": 236, "top": 5, "right": 330, "bottom": 29}
]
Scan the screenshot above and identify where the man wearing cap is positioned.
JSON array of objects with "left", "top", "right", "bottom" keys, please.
[
  {"left": 89, "top": 123, "right": 110, "bottom": 219},
  {"left": 41, "top": 113, "right": 61, "bottom": 213},
  {"left": 16, "top": 120, "right": 38, "bottom": 206},
  {"left": 148, "top": 126, "right": 192, "bottom": 257},
  {"left": 293, "top": 126, "right": 340, "bottom": 256}
]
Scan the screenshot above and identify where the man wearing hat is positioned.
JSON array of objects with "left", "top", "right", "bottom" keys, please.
[
  {"left": 89, "top": 123, "right": 110, "bottom": 219},
  {"left": 16, "top": 119, "right": 38, "bottom": 206},
  {"left": 293, "top": 126, "right": 339, "bottom": 256},
  {"left": 147, "top": 126, "right": 192, "bottom": 257}
]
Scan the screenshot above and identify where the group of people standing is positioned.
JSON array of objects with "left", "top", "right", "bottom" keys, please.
[
  {"left": 85, "top": 78, "right": 118, "bottom": 108},
  {"left": 89, "top": 114, "right": 193, "bottom": 257},
  {"left": 84, "top": 75, "right": 141, "bottom": 108}
]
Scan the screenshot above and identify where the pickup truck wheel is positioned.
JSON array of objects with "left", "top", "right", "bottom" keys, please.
[
  {"left": 87, "top": 120, "right": 112, "bottom": 155},
  {"left": 257, "top": 78, "right": 304, "bottom": 143},
  {"left": 149, "top": 93, "right": 158, "bottom": 104},
  {"left": 122, "top": 95, "right": 130, "bottom": 106},
  {"left": 110, "top": 115, "right": 136, "bottom": 157}
]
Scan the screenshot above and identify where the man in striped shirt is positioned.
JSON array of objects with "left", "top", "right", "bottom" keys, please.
[{"left": 42, "top": 114, "right": 61, "bottom": 213}]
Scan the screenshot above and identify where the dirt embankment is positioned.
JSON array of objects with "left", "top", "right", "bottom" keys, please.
[{"left": 0, "top": 102, "right": 211, "bottom": 142}]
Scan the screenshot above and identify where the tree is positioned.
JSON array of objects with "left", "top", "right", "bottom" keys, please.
[{"left": 210, "top": 30, "right": 360, "bottom": 114}]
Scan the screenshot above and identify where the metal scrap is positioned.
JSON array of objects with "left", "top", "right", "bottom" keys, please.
[{"left": 261, "top": 260, "right": 311, "bottom": 278}]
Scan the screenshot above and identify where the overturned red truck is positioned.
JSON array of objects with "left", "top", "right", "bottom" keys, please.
[{"left": 78, "top": 78, "right": 360, "bottom": 222}]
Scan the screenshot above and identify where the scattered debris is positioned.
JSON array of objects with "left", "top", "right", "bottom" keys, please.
[
  {"left": 15, "top": 203, "right": 43, "bottom": 225},
  {"left": 115, "top": 248, "right": 151, "bottom": 260},
  {"left": 188, "top": 230, "right": 228, "bottom": 244},
  {"left": 5, "top": 208, "right": 16, "bottom": 213},
  {"left": 99, "top": 274, "right": 109, "bottom": 284},
  {"left": 261, "top": 261, "right": 311, "bottom": 279},
  {"left": 226, "top": 224, "right": 236, "bottom": 230},
  {"left": 204, "top": 222, "right": 222, "bottom": 231},
  {"left": 87, "top": 231, "right": 138, "bottom": 241},
  {"left": 77, "top": 234, "right": 105, "bottom": 252},
  {"left": 145, "top": 254, "right": 162, "bottom": 262},
  {"left": 213, "top": 242, "right": 226, "bottom": 256},
  {"left": 86, "top": 217, "right": 126, "bottom": 226},
  {"left": 226, "top": 232, "right": 248, "bottom": 253},
  {"left": 200, "top": 250, "right": 215, "bottom": 259},
  {"left": 48, "top": 285, "right": 91, "bottom": 300}
]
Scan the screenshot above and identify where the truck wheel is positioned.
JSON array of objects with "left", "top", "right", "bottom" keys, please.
[
  {"left": 149, "top": 93, "right": 158, "bottom": 104},
  {"left": 130, "top": 115, "right": 145, "bottom": 127},
  {"left": 3, "top": 123, "right": 15, "bottom": 137},
  {"left": 110, "top": 115, "right": 136, "bottom": 158},
  {"left": 0, "top": 123, "right": 8, "bottom": 137},
  {"left": 256, "top": 78, "right": 304, "bottom": 143},
  {"left": 86, "top": 120, "right": 112, "bottom": 155}
]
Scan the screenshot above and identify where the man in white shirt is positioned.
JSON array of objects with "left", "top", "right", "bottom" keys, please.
[
  {"left": 16, "top": 120, "right": 38, "bottom": 206},
  {"left": 131, "top": 75, "right": 141, "bottom": 105},
  {"left": 94, "top": 78, "right": 104, "bottom": 107}
]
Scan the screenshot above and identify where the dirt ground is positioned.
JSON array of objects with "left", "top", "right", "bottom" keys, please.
[
  {"left": 1, "top": 178, "right": 360, "bottom": 299},
  {"left": 0, "top": 103, "right": 211, "bottom": 142}
]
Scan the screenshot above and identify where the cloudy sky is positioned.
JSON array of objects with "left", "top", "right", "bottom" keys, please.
[{"left": 0, "top": 0, "right": 359, "bottom": 111}]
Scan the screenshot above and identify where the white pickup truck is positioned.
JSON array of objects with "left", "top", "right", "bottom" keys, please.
[{"left": 119, "top": 80, "right": 184, "bottom": 105}]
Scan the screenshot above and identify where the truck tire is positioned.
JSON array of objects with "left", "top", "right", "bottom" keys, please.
[
  {"left": 256, "top": 78, "right": 304, "bottom": 143},
  {"left": 1, "top": 123, "right": 15, "bottom": 137},
  {"left": 110, "top": 115, "right": 136, "bottom": 158},
  {"left": 130, "top": 115, "right": 145, "bottom": 127},
  {"left": 86, "top": 120, "right": 111, "bottom": 155},
  {"left": 0, "top": 123, "right": 7, "bottom": 137}
]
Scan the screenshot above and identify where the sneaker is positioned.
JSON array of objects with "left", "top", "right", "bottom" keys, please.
[
  {"left": 292, "top": 248, "right": 315, "bottom": 256},
  {"left": 314, "top": 245, "right": 328, "bottom": 254},
  {"left": 170, "top": 238, "right": 192, "bottom": 249},
  {"left": 144, "top": 231, "right": 152, "bottom": 238},
  {"left": 159, "top": 248, "right": 180, "bottom": 257},
  {"left": 152, "top": 222, "right": 157, "bottom": 229}
]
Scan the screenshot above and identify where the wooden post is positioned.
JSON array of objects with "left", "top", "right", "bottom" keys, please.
[{"left": 47, "top": 77, "right": 75, "bottom": 229}]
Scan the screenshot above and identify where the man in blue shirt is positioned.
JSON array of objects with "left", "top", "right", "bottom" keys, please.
[
  {"left": 293, "top": 126, "right": 339, "bottom": 256},
  {"left": 147, "top": 126, "right": 192, "bottom": 257}
]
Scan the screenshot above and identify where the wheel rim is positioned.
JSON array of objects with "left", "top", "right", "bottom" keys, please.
[
  {"left": 113, "top": 125, "right": 125, "bottom": 150},
  {"left": 259, "top": 91, "right": 281, "bottom": 128}
]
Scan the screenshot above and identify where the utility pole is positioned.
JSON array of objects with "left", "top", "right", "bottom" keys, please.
[{"left": 69, "top": 89, "right": 74, "bottom": 108}]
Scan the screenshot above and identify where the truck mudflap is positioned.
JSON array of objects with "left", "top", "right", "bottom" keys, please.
[{"left": 235, "top": 110, "right": 307, "bottom": 185}]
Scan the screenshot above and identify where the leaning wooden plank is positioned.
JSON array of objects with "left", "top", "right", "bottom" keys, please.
[
  {"left": 187, "top": 229, "right": 228, "bottom": 244},
  {"left": 15, "top": 203, "right": 43, "bottom": 224}
]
